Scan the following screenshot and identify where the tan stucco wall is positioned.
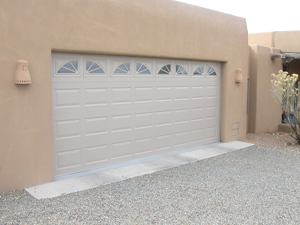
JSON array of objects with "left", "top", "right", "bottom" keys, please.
[
  {"left": 249, "top": 31, "right": 300, "bottom": 53},
  {"left": 274, "top": 31, "right": 300, "bottom": 53},
  {"left": 248, "top": 32, "right": 274, "bottom": 48},
  {"left": 248, "top": 45, "right": 282, "bottom": 133},
  {"left": 0, "top": 0, "right": 248, "bottom": 193}
]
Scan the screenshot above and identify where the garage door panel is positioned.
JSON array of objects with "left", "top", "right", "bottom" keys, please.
[
  {"left": 134, "top": 112, "right": 153, "bottom": 129},
  {"left": 83, "top": 87, "right": 108, "bottom": 107},
  {"left": 155, "top": 134, "right": 172, "bottom": 152},
  {"left": 206, "top": 85, "right": 219, "bottom": 98},
  {"left": 205, "top": 116, "right": 219, "bottom": 125},
  {"left": 156, "top": 86, "right": 173, "bottom": 102},
  {"left": 189, "top": 128, "right": 204, "bottom": 144},
  {"left": 174, "top": 109, "right": 189, "bottom": 124},
  {"left": 190, "top": 99, "right": 206, "bottom": 108},
  {"left": 52, "top": 54, "right": 221, "bottom": 177},
  {"left": 191, "top": 107, "right": 204, "bottom": 121},
  {"left": 134, "top": 137, "right": 154, "bottom": 155},
  {"left": 205, "top": 99, "right": 219, "bottom": 107},
  {"left": 154, "top": 124, "right": 173, "bottom": 136},
  {"left": 83, "top": 116, "right": 109, "bottom": 137},
  {"left": 81, "top": 135, "right": 110, "bottom": 153},
  {"left": 154, "top": 102, "right": 175, "bottom": 112},
  {"left": 190, "top": 119, "right": 205, "bottom": 131},
  {"left": 53, "top": 88, "right": 81, "bottom": 110},
  {"left": 54, "top": 118, "right": 81, "bottom": 141},
  {"left": 111, "top": 87, "right": 132, "bottom": 105},
  {"left": 134, "top": 86, "right": 154, "bottom": 103},
  {"left": 173, "top": 131, "right": 189, "bottom": 147},
  {"left": 173, "top": 123, "right": 190, "bottom": 135},
  {"left": 172, "top": 101, "right": 191, "bottom": 110},
  {"left": 191, "top": 85, "right": 205, "bottom": 99},
  {"left": 155, "top": 110, "right": 172, "bottom": 126},
  {"left": 174, "top": 86, "right": 190, "bottom": 101},
  {"left": 111, "top": 140, "right": 133, "bottom": 160},
  {"left": 85, "top": 144, "right": 109, "bottom": 165},
  {"left": 111, "top": 114, "right": 133, "bottom": 132},
  {"left": 134, "top": 127, "right": 153, "bottom": 140},
  {"left": 205, "top": 126, "right": 218, "bottom": 139},
  {"left": 55, "top": 148, "right": 82, "bottom": 172},
  {"left": 206, "top": 106, "right": 218, "bottom": 119}
]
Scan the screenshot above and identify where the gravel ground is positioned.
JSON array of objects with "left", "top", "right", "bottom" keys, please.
[{"left": 1, "top": 133, "right": 300, "bottom": 224}]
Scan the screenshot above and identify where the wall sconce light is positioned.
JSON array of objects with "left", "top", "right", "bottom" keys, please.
[
  {"left": 235, "top": 68, "right": 243, "bottom": 83},
  {"left": 15, "top": 60, "right": 31, "bottom": 84}
]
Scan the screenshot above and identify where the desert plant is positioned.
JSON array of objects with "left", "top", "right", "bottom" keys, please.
[{"left": 271, "top": 70, "right": 300, "bottom": 144}]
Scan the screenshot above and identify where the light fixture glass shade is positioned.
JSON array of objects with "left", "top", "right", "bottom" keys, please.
[
  {"left": 15, "top": 60, "right": 31, "bottom": 84},
  {"left": 235, "top": 68, "right": 243, "bottom": 83}
]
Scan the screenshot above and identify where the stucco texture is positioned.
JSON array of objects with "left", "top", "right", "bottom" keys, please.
[
  {"left": 249, "top": 31, "right": 300, "bottom": 53},
  {"left": 0, "top": 0, "right": 248, "bottom": 192},
  {"left": 248, "top": 45, "right": 282, "bottom": 133}
]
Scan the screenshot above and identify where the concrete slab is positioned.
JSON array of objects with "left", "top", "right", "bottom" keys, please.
[{"left": 26, "top": 141, "right": 254, "bottom": 199}]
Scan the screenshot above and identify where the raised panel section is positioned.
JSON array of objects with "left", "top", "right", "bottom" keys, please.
[
  {"left": 84, "top": 88, "right": 108, "bottom": 106},
  {"left": 54, "top": 89, "right": 80, "bottom": 108},
  {"left": 174, "top": 109, "right": 189, "bottom": 124},
  {"left": 156, "top": 134, "right": 172, "bottom": 151},
  {"left": 206, "top": 107, "right": 218, "bottom": 119},
  {"left": 174, "top": 86, "right": 189, "bottom": 101},
  {"left": 191, "top": 86, "right": 205, "bottom": 99},
  {"left": 174, "top": 132, "right": 189, "bottom": 147},
  {"left": 190, "top": 129, "right": 204, "bottom": 144},
  {"left": 135, "top": 87, "right": 153, "bottom": 103},
  {"left": 156, "top": 86, "right": 172, "bottom": 102},
  {"left": 111, "top": 114, "right": 132, "bottom": 132},
  {"left": 56, "top": 149, "right": 81, "bottom": 170},
  {"left": 205, "top": 127, "right": 217, "bottom": 139},
  {"left": 111, "top": 87, "right": 132, "bottom": 105},
  {"left": 154, "top": 125, "right": 172, "bottom": 139},
  {"left": 135, "top": 112, "right": 153, "bottom": 129},
  {"left": 55, "top": 119, "right": 81, "bottom": 140},
  {"left": 206, "top": 85, "right": 218, "bottom": 98},
  {"left": 191, "top": 107, "right": 204, "bottom": 121},
  {"left": 111, "top": 141, "right": 132, "bottom": 159},
  {"left": 156, "top": 110, "right": 172, "bottom": 126},
  {"left": 84, "top": 117, "right": 108, "bottom": 136},
  {"left": 135, "top": 138, "right": 153, "bottom": 155},
  {"left": 86, "top": 145, "right": 108, "bottom": 164}
]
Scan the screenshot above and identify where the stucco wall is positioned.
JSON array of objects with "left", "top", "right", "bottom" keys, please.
[
  {"left": 274, "top": 31, "right": 300, "bottom": 53},
  {"left": 248, "top": 45, "right": 282, "bottom": 133},
  {"left": 0, "top": 0, "right": 248, "bottom": 192},
  {"left": 249, "top": 31, "right": 300, "bottom": 53},
  {"left": 248, "top": 32, "right": 274, "bottom": 48}
]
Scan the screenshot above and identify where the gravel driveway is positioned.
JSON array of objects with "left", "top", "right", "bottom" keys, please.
[{"left": 1, "top": 133, "right": 300, "bottom": 224}]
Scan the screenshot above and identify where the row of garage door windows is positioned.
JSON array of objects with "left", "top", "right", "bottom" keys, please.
[{"left": 57, "top": 60, "right": 217, "bottom": 76}]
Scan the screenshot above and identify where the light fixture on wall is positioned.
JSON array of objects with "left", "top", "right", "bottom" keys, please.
[
  {"left": 15, "top": 60, "right": 31, "bottom": 84},
  {"left": 235, "top": 68, "right": 243, "bottom": 83}
]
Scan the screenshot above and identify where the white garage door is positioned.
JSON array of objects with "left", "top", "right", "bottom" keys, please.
[{"left": 52, "top": 53, "right": 221, "bottom": 178}]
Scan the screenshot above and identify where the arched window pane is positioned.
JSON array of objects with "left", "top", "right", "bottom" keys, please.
[
  {"left": 176, "top": 65, "right": 187, "bottom": 75},
  {"left": 58, "top": 60, "right": 78, "bottom": 73},
  {"left": 114, "top": 62, "right": 130, "bottom": 73},
  {"left": 207, "top": 66, "right": 217, "bottom": 75},
  {"left": 86, "top": 61, "right": 105, "bottom": 74},
  {"left": 193, "top": 66, "right": 204, "bottom": 75},
  {"left": 136, "top": 63, "right": 151, "bottom": 74},
  {"left": 158, "top": 64, "right": 171, "bottom": 74}
]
